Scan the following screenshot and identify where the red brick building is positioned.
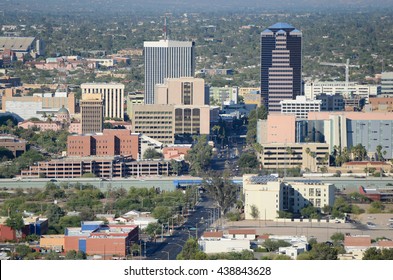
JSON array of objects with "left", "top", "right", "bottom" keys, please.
[
  {"left": 0, "top": 224, "right": 17, "bottom": 242},
  {"left": 64, "top": 223, "right": 139, "bottom": 258},
  {"left": 67, "top": 129, "right": 139, "bottom": 159}
]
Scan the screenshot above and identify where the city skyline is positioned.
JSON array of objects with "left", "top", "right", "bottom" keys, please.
[{"left": 1, "top": 0, "right": 393, "bottom": 265}]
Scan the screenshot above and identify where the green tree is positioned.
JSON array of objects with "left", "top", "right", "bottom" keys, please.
[
  {"left": 368, "top": 201, "right": 385, "bottom": 213},
  {"left": 65, "top": 250, "right": 87, "bottom": 260},
  {"left": 330, "top": 232, "right": 345, "bottom": 246},
  {"left": 145, "top": 223, "right": 161, "bottom": 242},
  {"left": 75, "top": 250, "right": 87, "bottom": 259},
  {"left": 143, "top": 148, "right": 163, "bottom": 159},
  {"left": 376, "top": 145, "right": 384, "bottom": 161},
  {"left": 170, "top": 159, "right": 183, "bottom": 175},
  {"left": 208, "top": 250, "right": 254, "bottom": 260},
  {"left": 274, "top": 254, "right": 292, "bottom": 260},
  {"left": 6, "top": 213, "right": 24, "bottom": 232},
  {"left": 331, "top": 196, "right": 352, "bottom": 218},
  {"left": 15, "top": 245, "right": 32, "bottom": 259},
  {"left": 300, "top": 205, "right": 320, "bottom": 219},
  {"left": 81, "top": 172, "right": 96, "bottom": 178},
  {"left": 351, "top": 144, "right": 367, "bottom": 161},
  {"left": 362, "top": 247, "right": 393, "bottom": 260},
  {"left": 262, "top": 239, "right": 291, "bottom": 252},
  {"left": 249, "top": 204, "right": 260, "bottom": 220},
  {"left": 152, "top": 206, "right": 173, "bottom": 224},
  {"left": 176, "top": 238, "right": 207, "bottom": 260},
  {"left": 202, "top": 171, "right": 238, "bottom": 217},
  {"left": 246, "top": 105, "right": 267, "bottom": 145},
  {"left": 46, "top": 204, "right": 65, "bottom": 225},
  {"left": 185, "top": 135, "right": 212, "bottom": 176},
  {"left": 58, "top": 215, "right": 82, "bottom": 229},
  {"left": 44, "top": 251, "right": 61, "bottom": 260},
  {"left": 277, "top": 210, "right": 293, "bottom": 219},
  {"left": 238, "top": 152, "right": 259, "bottom": 171},
  {"left": 307, "top": 243, "right": 338, "bottom": 260}
]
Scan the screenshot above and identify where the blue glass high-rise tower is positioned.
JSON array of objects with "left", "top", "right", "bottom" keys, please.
[{"left": 260, "top": 23, "right": 302, "bottom": 112}]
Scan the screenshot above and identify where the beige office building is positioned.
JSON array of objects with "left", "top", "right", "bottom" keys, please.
[
  {"left": 81, "top": 83, "right": 124, "bottom": 120},
  {"left": 243, "top": 174, "right": 335, "bottom": 220},
  {"left": 155, "top": 77, "right": 208, "bottom": 106},
  {"left": 131, "top": 104, "right": 210, "bottom": 145},
  {"left": 258, "top": 142, "right": 330, "bottom": 172},
  {"left": 126, "top": 91, "right": 144, "bottom": 119},
  {"left": 132, "top": 104, "right": 175, "bottom": 144},
  {"left": 80, "top": 94, "right": 103, "bottom": 134},
  {"left": 132, "top": 77, "right": 210, "bottom": 145}
]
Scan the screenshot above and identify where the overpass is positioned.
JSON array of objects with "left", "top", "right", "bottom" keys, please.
[{"left": 0, "top": 176, "right": 390, "bottom": 192}]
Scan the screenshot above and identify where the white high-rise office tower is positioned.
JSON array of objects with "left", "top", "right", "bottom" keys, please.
[
  {"left": 144, "top": 40, "right": 195, "bottom": 104},
  {"left": 81, "top": 83, "right": 125, "bottom": 120}
]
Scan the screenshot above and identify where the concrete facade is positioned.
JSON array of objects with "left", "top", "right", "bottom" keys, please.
[
  {"left": 258, "top": 142, "right": 329, "bottom": 172},
  {"left": 81, "top": 83, "right": 124, "bottom": 120},
  {"left": 2, "top": 91, "right": 75, "bottom": 120},
  {"left": 155, "top": 77, "right": 208, "bottom": 106},
  {"left": 304, "top": 81, "right": 379, "bottom": 101},
  {"left": 367, "top": 97, "right": 393, "bottom": 112},
  {"left": 208, "top": 86, "right": 238, "bottom": 106},
  {"left": 131, "top": 104, "right": 210, "bottom": 145},
  {"left": 257, "top": 114, "right": 296, "bottom": 144},
  {"left": 144, "top": 40, "right": 195, "bottom": 104},
  {"left": 316, "top": 93, "right": 345, "bottom": 111},
  {"left": 131, "top": 104, "right": 174, "bottom": 145},
  {"left": 20, "top": 156, "right": 171, "bottom": 179},
  {"left": 80, "top": 93, "right": 104, "bottom": 134},
  {"left": 381, "top": 72, "right": 393, "bottom": 96},
  {"left": 307, "top": 111, "right": 393, "bottom": 158},
  {"left": 243, "top": 175, "right": 335, "bottom": 220},
  {"left": 280, "top": 96, "right": 321, "bottom": 120},
  {"left": 126, "top": 91, "right": 144, "bottom": 119}
]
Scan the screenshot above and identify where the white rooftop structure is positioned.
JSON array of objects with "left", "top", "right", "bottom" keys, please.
[{"left": 280, "top": 96, "right": 321, "bottom": 120}]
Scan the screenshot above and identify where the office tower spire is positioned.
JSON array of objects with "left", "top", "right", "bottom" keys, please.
[{"left": 261, "top": 22, "right": 302, "bottom": 112}]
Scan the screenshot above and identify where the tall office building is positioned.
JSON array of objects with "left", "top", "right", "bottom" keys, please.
[
  {"left": 144, "top": 40, "right": 195, "bottom": 104},
  {"left": 132, "top": 77, "right": 210, "bottom": 145},
  {"left": 81, "top": 83, "right": 124, "bottom": 120},
  {"left": 80, "top": 94, "right": 103, "bottom": 134},
  {"left": 260, "top": 23, "right": 302, "bottom": 113}
]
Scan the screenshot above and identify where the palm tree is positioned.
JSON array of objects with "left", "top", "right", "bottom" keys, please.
[{"left": 305, "top": 147, "right": 311, "bottom": 171}]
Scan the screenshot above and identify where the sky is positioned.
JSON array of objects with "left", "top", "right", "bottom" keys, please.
[{"left": 2, "top": 0, "right": 393, "bottom": 14}]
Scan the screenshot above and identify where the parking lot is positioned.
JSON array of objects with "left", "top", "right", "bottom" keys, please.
[{"left": 221, "top": 215, "right": 393, "bottom": 242}]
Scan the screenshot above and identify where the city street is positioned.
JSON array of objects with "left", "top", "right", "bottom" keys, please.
[{"left": 146, "top": 195, "right": 219, "bottom": 260}]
